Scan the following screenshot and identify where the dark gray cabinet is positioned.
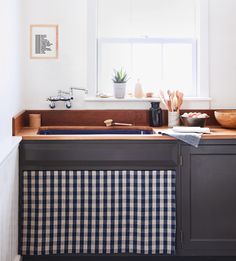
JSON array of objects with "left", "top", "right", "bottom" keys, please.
[
  {"left": 19, "top": 139, "right": 236, "bottom": 259},
  {"left": 180, "top": 142, "right": 236, "bottom": 256},
  {"left": 19, "top": 140, "right": 181, "bottom": 260}
]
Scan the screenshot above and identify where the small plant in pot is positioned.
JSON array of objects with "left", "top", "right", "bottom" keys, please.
[{"left": 112, "top": 68, "right": 129, "bottom": 99}]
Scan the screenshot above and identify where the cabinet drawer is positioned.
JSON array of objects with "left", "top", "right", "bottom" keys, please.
[{"left": 20, "top": 140, "right": 179, "bottom": 170}]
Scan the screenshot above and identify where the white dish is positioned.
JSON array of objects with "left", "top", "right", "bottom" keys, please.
[{"left": 172, "top": 126, "right": 211, "bottom": 134}]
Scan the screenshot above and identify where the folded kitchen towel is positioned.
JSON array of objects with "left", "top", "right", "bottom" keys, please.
[{"left": 157, "top": 129, "right": 202, "bottom": 147}]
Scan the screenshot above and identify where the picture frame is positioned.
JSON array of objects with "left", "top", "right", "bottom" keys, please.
[{"left": 30, "top": 24, "right": 58, "bottom": 59}]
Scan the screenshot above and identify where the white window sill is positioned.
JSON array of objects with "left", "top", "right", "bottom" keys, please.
[{"left": 85, "top": 97, "right": 212, "bottom": 102}]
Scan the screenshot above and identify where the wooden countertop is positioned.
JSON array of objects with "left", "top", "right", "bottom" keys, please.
[{"left": 15, "top": 126, "right": 236, "bottom": 141}]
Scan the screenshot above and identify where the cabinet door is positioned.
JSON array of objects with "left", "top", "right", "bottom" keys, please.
[{"left": 181, "top": 144, "right": 236, "bottom": 256}]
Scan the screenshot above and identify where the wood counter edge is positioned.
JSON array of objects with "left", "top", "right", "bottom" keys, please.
[
  {"left": 15, "top": 126, "right": 236, "bottom": 141},
  {"left": 12, "top": 110, "right": 26, "bottom": 136},
  {"left": 13, "top": 110, "right": 236, "bottom": 140}
]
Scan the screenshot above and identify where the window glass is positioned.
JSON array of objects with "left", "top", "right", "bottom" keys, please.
[
  {"left": 98, "top": 0, "right": 196, "bottom": 38},
  {"left": 97, "top": 0, "right": 199, "bottom": 97}
]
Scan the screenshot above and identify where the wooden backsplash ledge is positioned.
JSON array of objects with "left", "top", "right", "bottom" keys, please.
[
  {"left": 13, "top": 110, "right": 150, "bottom": 135},
  {"left": 13, "top": 109, "right": 219, "bottom": 135}
]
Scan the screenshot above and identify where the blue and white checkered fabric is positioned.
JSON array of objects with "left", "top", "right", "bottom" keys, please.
[{"left": 20, "top": 170, "right": 176, "bottom": 255}]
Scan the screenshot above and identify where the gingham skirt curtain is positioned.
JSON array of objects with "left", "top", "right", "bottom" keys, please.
[{"left": 20, "top": 170, "right": 176, "bottom": 256}]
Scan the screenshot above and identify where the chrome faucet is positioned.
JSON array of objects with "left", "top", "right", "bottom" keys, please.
[{"left": 47, "top": 87, "right": 88, "bottom": 109}]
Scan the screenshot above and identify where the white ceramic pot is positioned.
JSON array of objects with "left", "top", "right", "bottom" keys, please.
[
  {"left": 168, "top": 111, "right": 180, "bottom": 127},
  {"left": 113, "top": 83, "right": 126, "bottom": 99}
]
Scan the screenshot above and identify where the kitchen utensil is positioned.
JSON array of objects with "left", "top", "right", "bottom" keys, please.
[
  {"left": 181, "top": 115, "right": 209, "bottom": 127},
  {"left": 173, "top": 126, "right": 211, "bottom": 134},
  {"left": 214, "top": 110, "right": 236, "bottom": 129},
  {"left": 159, "top": 89, "right": 184, "bottom": 112},
  {"left": 104, "top": 119, "right": 133, "bottom": 127},
  {"left": 176, "top": 90, "right": 183, "bottom": 111},
  {"left": 172, "top": 91, "right": 178, "bottom": 111},
  {"left": 167, "top": 90, "right": 174, "bottom": 111},
  {"left": 168, "top": 111, "right": 180, "bottom": 127},
  {"left": 158, "top": 90, "right": 168, "bottom": 109}
]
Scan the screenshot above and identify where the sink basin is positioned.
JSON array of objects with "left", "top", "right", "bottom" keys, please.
[{"left": 38, "top": 129, "right": 154, "bottom": 135}]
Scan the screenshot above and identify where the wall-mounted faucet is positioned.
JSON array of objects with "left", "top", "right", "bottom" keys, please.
[{"left": 47, "top": 87, "right": 88, "bottom": 109}]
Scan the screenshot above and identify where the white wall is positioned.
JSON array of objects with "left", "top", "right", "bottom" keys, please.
[
  {"left": 22, "top": 0, "right": 236, "bottom": 110},
  {"left": 22, "top": 0, "right": 88, "bottom": 109},
  {"left": 0, "top": 145, "right": 20, "bottom": 261},
  {"left": 209, "top": 0, "right": 236, "bottom": 109},
  {"left": 0, "top": 0, "right": 23, "bottom": 260},
  {"left": 0, "top": 0, "right": 23, "bottom": 140}
]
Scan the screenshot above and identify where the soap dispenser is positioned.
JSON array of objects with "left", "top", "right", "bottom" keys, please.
[
  {"left": 149, "top": 102, "right": 163, "bottom": 127},
  {"left": 134, "top": 79, "right": 144, "bottom": 98}
]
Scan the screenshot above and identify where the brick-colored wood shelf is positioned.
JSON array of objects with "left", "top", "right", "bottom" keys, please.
[{"left": 13, "top": 109, "right": 236, "bottom": 140}]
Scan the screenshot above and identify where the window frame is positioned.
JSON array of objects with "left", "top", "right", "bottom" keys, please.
[{"left": 87, "top": 0, "right": 209, "bottom": 100}]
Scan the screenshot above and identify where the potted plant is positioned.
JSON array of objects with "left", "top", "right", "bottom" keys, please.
[{"left": 112, "top": 68, "right": 129, "bottom": 99}]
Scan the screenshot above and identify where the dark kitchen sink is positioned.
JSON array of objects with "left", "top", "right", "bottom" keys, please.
[{"left": 38, "top": 129, "right": 154, "bottom": 135}]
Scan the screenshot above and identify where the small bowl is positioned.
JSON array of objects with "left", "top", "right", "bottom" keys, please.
[
  {"left": 180, "top": 116, "right": 209, "bottom": 127},
  {"left": 214, "top": 110, "right": 236, "bottom": 129}
]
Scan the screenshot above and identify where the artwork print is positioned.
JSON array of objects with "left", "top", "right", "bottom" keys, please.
[{"left": 30, "top": 25, "right": 58, "bottom": 59}]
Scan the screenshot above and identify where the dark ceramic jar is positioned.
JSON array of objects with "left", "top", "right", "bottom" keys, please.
[{"left": 149, "top": 102, "right": 163, "bottom": 127}]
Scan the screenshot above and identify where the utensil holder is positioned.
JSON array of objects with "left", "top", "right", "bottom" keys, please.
[{"left": 168, "top": 111, "right": 180, "bottom": 128}]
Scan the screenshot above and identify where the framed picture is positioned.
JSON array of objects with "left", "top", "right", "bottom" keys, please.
[{"left": 30, "top": 24, "right": 58, "bottom": 59}]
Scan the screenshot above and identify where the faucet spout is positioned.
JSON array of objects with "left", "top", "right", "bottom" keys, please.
[{"left": 70, "top": 86, "right": 88, "bottom": 96}]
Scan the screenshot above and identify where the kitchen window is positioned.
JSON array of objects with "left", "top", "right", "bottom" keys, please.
[{"left": 87, "top": 0, "right": 209, "bottom": 99}]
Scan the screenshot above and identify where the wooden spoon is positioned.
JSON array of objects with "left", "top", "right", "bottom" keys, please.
[
  {"left": 172, "top": 91, "right": 178, "bottom": 111},
  {"left": 176, "top": 90, "right": 184, "bottom": 111},
  {"left": 167, "top": 90, "right": 174, "bottom": 111},
  {"left": 158, "top": 90, "right": 168, "bottom": 109}
]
